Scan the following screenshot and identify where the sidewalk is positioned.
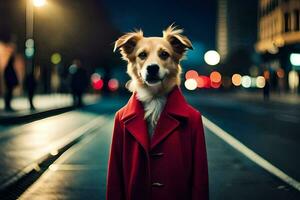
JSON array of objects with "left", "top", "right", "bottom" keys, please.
[
  {"left": 194, "top": 90, "right": 300, "bottom": 105},
  {"left": 18, "top": 116, "right": 114, "bottom": 200},
  {"left": 0, "top": 94, "right": 99, "bottom": 124},
  {"left": 230, "top": 91, "right": 300, "bottom": 105},
  {"left": 0, "top": 96, "right": 125, "bottom": 199}
]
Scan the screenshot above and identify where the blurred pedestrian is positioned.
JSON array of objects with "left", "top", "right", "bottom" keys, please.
[
  {"left": 24, "top": 71, "right": 37, "bottom": 110},
  {"left": 3, "top": 52, "right": 18, "bottom": 111},
  {"left": 69, "top": 59, "right": 88, "bottom": 107},
  {"left": 263, "top": 79, "right": 270, "bottom": 101}
]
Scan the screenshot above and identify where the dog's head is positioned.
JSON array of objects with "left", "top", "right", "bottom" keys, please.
[{"left": 114, "top": 25, "right": 193, "bottom": 91}]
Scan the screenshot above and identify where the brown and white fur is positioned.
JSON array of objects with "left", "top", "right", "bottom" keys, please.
[{"left": 114, "top": 25, "right": 193, "bottom": 137}]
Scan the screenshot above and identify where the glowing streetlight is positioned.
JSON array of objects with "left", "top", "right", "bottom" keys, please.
[
  {"left": 33, "top": 0, "right": 47, "bottom": 7},
  {"left": 26, "top": 0, "right": 47, "bottom": 76},
  {"left": 204, "top": 50, "right": 220, "bottom": 66},
  {"left": 290, "top": 53, "right": 300, "bottom": 66}
]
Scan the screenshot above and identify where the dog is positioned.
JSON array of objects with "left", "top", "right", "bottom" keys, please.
[
  {"left": 108, "top": 25, "right": 208, "bottom": 200},
  {"left": 114, "top": 25, "right": 193, "bottom": 137}
]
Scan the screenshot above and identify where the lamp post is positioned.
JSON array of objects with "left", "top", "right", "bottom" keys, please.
[{"left": 25, "top": 0, "right": 46, "bottom": 75}]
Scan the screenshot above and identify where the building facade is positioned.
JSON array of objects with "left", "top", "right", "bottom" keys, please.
[
  {"left": 256, "top": 0, "right": 300, "bottom": 92},
  {"left": 216, "top": 0, "right": 258, "bottom": 78},
  {"left": 217, "top": 0, "right": 258, "bottom": 62}
]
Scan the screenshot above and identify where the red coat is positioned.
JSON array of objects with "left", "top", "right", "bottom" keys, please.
[{"left": 106, "top": 86, "right": 209, "bottom": 200}]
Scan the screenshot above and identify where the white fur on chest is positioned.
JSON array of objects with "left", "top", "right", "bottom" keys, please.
[{"left": 136, "top": 85, "right": 167, "bottom": 138}]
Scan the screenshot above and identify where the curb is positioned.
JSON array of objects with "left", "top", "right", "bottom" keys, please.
[
  {"left": 0, "top": 106, "right": 75, "bottom": 125},
  {"left": 0, "top": 116, "right": 107, "bottom": 199}
]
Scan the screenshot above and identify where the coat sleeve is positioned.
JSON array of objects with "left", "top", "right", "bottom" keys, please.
[
  {"left": 106, "top": 111, "right": 125, "bottom": 200},
  {"left": 191, "top": 112, "right": 209, "bottom": 200}
]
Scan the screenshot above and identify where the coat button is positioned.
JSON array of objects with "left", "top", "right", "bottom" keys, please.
[
  {"left": 150, "top": 152, "right": 164, "bottom": 157},
  {"left": 152, "top": 182, "right": 164, "bottom": 187}
]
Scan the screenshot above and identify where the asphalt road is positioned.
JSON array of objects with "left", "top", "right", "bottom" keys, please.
[
  {"left": 185, "top": 91, "right": 300, "bottom": 181},
  {"left": 0, "top": 91, "right": 299, "bottom": 199}
]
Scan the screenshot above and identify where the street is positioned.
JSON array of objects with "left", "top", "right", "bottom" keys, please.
[
  {"left": 1, "top": 0, "right": 300, "bottom": 199},
  {"left": 187, "top": 91, "right": 300, "bottom": 181},
  {"left": 0, "top": 92, "right": 299, "bottom": 199},
  {"left": 0, "top": 95, "right": 127, "bottom": 199}
]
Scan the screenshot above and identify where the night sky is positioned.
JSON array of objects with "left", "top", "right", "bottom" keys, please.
[
  {"left": 103, "top": 0, "right": 217, "bottom": 49},
  {"left": 0, "top": 0, "right": 217, "bottom": 68}
]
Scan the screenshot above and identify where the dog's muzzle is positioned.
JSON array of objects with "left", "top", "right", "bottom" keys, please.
[{"left": 145, "top": 64, "right": 162, "bottom": 84}]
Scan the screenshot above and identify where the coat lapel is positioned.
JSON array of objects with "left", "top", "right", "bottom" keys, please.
[
  {"left": 150, "top": 112, "right": 179, "bottom": 150},
  {"left": 151, "top": 86, "right": 189, "bottom": 150},
  {"left": 120, "top": 94, "right": 150, "bottom": 151},
  {"left": 125, "top": 113, "right": 149, "bottom": 151}
]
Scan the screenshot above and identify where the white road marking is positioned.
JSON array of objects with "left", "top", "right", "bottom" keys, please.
[
  {"left": 275, "top": 114, "right": 299, "bottom": 123},
  {"left": 202, "top": 115, "right": 300, "bottom": 191},
  {"left": 46, "top": 116, "right": 107, "bottom": 154}
]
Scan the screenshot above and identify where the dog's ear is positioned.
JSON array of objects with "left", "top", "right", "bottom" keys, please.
[
  {"left": 113, "top": 30, "right": 143, "bottom": 60},
  {"left": 163, "top": 25, "right": 193, "bottom": 60}
]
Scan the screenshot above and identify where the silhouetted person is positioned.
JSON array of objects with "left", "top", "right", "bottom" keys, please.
[
  {"left": 24, "top": 72, "right": 37, "bottom": 110},
  {"left": 4, "top": 54, "right": 18, "bottom": 111},
  {"left": 69, "top": 60, "right": 88, "bottom": 107},
  {"left": 263, "top": 79, "right": 270, "bottom": 101}
]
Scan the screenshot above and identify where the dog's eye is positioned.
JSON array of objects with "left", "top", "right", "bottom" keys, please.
[
  {"left": 159, "top": 51, "right": 170, "bottom": 60},
  {"left": 138, "top": 52, "right": 147, "bottom": 60}
]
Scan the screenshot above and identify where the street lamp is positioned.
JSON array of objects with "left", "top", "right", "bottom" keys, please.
[
  {"left": 33, "top": 0, "right": 47, "bottom": 7},
  {"left": 25, "top": 0, "right": 46, "bottom": 75}
]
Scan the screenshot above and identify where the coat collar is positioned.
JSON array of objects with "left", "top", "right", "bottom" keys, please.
[{"left": 120, "top": 86, "right": 190, "bottom": 151}]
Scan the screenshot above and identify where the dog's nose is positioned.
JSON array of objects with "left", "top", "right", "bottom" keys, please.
[{"left": 147, "top": 64, "right": 159, "bottom": 76}]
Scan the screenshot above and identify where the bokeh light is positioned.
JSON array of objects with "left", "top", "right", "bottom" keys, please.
[
  {"left": 25, "top": 48, "right": 34, "bottom": 58},
  {"left": 184, "top": 79, "right": 197, "bottom": 90},
  {"left": 232, "top": 74, "right": 242, "bottom": 86},
  {"left": 264, "top": 70, "right": 270, "bottom": 79},
  {"left": 91, "top": 73, "right": 104, "bottom": 90},
  {"left": 51, "top": 53, "right": 62, "bottom": 65},
  {"left": 204, "top": 50, "right": 220, "bottom": 66},
  {"left": 288, "top": 70, "right": 299, "bottom": 90},
  {"left": 69, "top": 64, "right": 77, "bottom": 74},
  {"left": 91, "top": 73, "right": 101, "bottom": 82},
  {"left": 185, "top": 70, "right": 198, "bottom": 80},
  {"left": 290, "top": 53, "right": 300, "bottom": 66},
  {"left": 277, "top": 69, "right": 285, "bottom": 78},
  {"left": 93, "top": 79, "right": 104, "bottom": 90},
  {"left": 108, "top": 78, "right": 119, "bottom": 91},
  {"left": 241, "top": 75, "right": 251, "bottom": 88},
  {"left": 210, "top": 71, "right": 222, "bottom": 83},
  {"left": 256, "top": 76, "right": 266, "bottom": 88},
  {"left": 25, "top": 39, "right": 34, "bottom": 48},
  {"left": 196, "top": 76, "right": 205, "bottom": 88}
]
